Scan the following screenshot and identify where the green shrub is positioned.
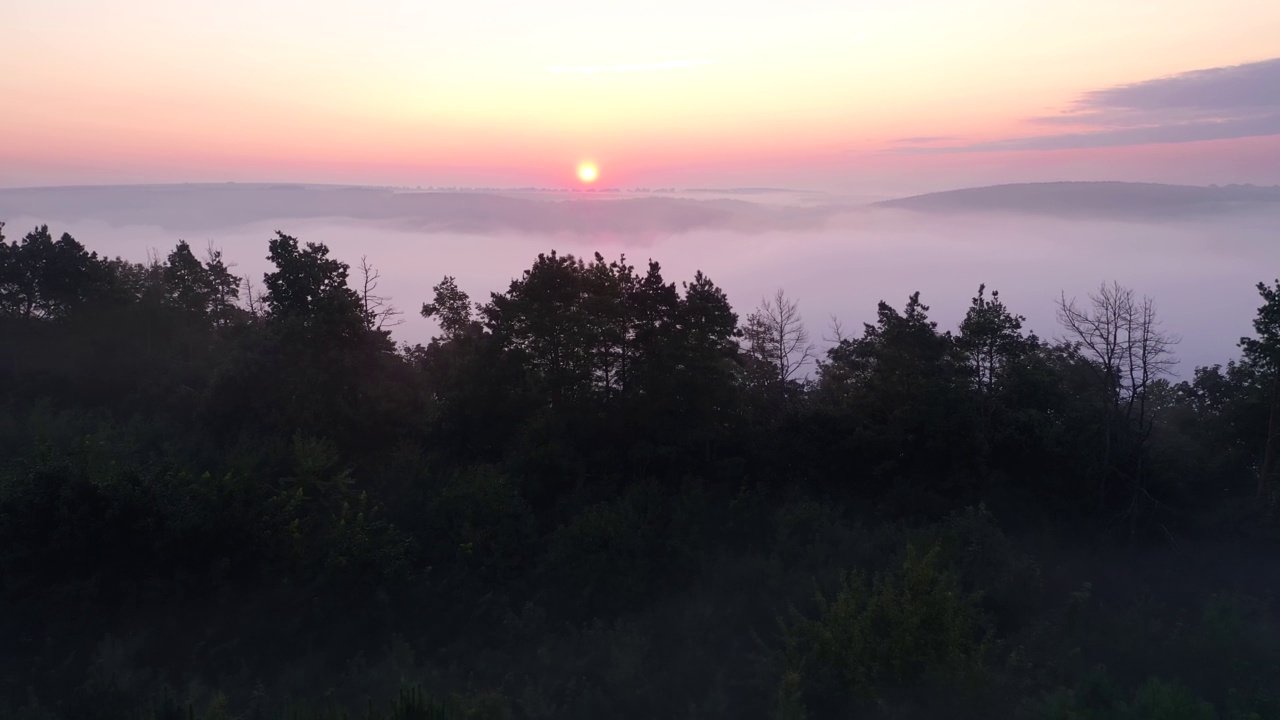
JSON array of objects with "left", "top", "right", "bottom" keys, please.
[
  {"left": 539, "top": 482, "right": 674, "bottom": 613},
  {"left": 1200, "top": 593, "right": 1252, "bottom": 649},
  {"left": 1131, "top": 678, "right": 1218, "bottom": 720},
  {"left": 431, "top": 465, "right": 537, "bottom": 582},
  {"left": 920, "top": 505, "right": 1043, "bottom": 627},
  {"left": 783, "top": 542, "right": 992, "bottom": 705},
  {"left": 771, "top": 669, "right": 808, "bottom": 720},
  {"left": 1023, "top": 669, "right": 1219, "bottom": 720}
]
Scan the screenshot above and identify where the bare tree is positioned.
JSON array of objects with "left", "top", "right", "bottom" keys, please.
[
  {"left": 358, "top": 255, "right": 403, "bottom": 331},
  {"left": 743, "top": 289, "right": 816, "bottom": 395},
  {"left": 824, "top": 314, "right": 848, "bottom": 344},
  {"left": 243, "top": 274, "right": 264, "bottom": 318},
  {"left": 1057, "top": 281, "right": 1178, "bottom": 526}
]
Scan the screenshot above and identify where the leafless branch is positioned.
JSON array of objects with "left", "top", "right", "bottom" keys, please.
[
  {"left": 824, "top": 314, "right": 847, "bottom": 345},
  {"left": 243, "top": 275, "right": 263, "bottom": 317},
  {"left": 358, "top": 255, "right": 404, "bottom": 330},
  {"left": 744, "top": 288, "right": 815, "bottom": 390},
  {"left": 1057, "top": 281, "right": 1180, "bottom": 515}
]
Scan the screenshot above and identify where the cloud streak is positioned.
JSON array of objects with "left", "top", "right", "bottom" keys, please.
[
  {"left": 894, "top": 136, "right": 955, "bottom": 145},
  {"left": 899, "top": 57, "right": 1280, "bottom": 153},
  {"left": 547, "top": 58, "right": 721, "bottom": 74}
]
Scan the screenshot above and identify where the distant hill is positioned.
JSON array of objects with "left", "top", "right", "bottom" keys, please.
[
  {"left": 877, "top": 182, "right": 1280, "bottom": 219},
  {"left": 0, "top": 183, "right": 848, "bottom": 236}
]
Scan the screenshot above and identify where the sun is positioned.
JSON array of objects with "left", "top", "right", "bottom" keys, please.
[{"left": 577, "top": 163, "right": 598, "bottom": 183}]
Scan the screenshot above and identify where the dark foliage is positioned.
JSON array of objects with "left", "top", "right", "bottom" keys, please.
[{"left": 1, "top": 222, "right": 1277, "bottom": 719}]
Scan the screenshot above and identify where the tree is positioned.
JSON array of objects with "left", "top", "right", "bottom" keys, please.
[
  {"left": 203, "top": 242, "right": 242, "bottom": 327},
  {"left": 479, "top": 251, "right": 688, "bottom": 406},
  {"left": 0, "top": 225, "right": 105, "bottom": 320},
  {"left": 262, "top": 232, "right": 366, "bottom": 342},
  {"left": 677, "top": 271, "right": 739, "bottom": 363},
  {"left": 819, "top": 292, "right": 959, "bottom": 403},
  {"left": 243, "top": 274, "right": 265, "bottom": 317},
  {"left": 1240, "top": 279, "right": 1280, "bottom": 500},
  {"left": 357, "top": 255, "right": 403, "bottom": 331},
  {"left": 468, "top": 252, "right": 741, "bottom": 475},
  {"left": 482, "top": 251, "right": 597, "bottom": 407},
  {"left": 957, "top": 285, "right": 1038, "bottom": 400},
  {"left": 421, "top": 275, "right": 475, "bottom": 340},
  {"left": 665, "top": 270, "right": 741, "bottom": 464},
  {"left": 956, "top": 285, "right": 1044, "bottom": 457},
  {"left": 1057, "top": 282, "right": 1177, "bottom": 519},
  {"left": 163, "top": 240, "right": 215, "bottom": 318},
  {"left": 816, "top": 292, "right": 976, "bottom": 508},
  {"left": 1164, "top": 361, "right": 1266, "bottom": 501},
  {"left": 742, "top": 289, "right": 815, "bottom": 398}
]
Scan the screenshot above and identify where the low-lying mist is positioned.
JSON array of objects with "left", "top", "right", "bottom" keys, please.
[{"left": 5, "top": 184, "right": 1278, "bottom": 374}]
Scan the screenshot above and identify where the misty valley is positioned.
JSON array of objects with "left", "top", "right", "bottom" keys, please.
[{"left": 3, "top": 181, "right": 1280, "bottom": 718}]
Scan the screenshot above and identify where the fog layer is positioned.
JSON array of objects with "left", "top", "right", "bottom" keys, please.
[{"left": 4, "top": 183, "right": 1277, "bottom": 374}]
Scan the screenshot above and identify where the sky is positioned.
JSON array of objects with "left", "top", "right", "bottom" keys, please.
[{"left": 2, "top": 0, "right": 1279, "bottom": 193}]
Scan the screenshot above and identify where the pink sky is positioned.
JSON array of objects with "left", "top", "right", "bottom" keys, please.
[{"left": 3, "top": 0, "right": 1279, "bottom": 193}]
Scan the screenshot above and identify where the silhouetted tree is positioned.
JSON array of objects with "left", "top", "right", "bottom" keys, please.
[
  {"left": 0, "top": 225, "right": 104, "bottom": 319},
  {"left": 163, "top": 240, "right": 216, "bottom": 319},
  {"left": 421, "top": 275, "right": 475, "bottom": 339},
  {"left": 958, "top": 285, "right": 1038, "bottom": 401},
  {"left": 817, "top": 292, "right": 976, "bottom": 509},
  {"left": 1057, "top": 282, "right": 1177, "bottom": 523},
  {"left": 2, "top": 224, "right": 1277, "bottom": 720},
  {"left": 483, "top": 251, "right": 598, "bottom": 407},
  {"left": 203, "top": 242, "right": 242, "bottom": 327},
  {"left": 657, "top": 269, "right": 740, "bottom": 466},
  {"left": 743, "top": 289, "right": 815, "bottom": 400},
  {"left": 263, "top": 231, "right": 373, "bottom": 346},
  {"left": 1240, "top": 279, "right": 1280, "bottom": 501},
  {"left": 956, "top": 285, "right": 1045, "bottom": 471},
  {"left": 358, "top": 255, "right": 403, "bottom": 331}
]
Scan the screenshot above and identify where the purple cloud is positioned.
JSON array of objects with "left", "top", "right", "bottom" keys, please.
[
  {"left": 894, "top": 136, "right": 956, "bottom": 144},
  {"left": 898, "top": 57, "right": 1280, "bottom": 153}
]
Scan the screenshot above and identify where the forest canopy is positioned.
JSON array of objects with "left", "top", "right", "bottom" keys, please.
[{"left": 1, "top": 221, "right": 1279, "bottom": 719}]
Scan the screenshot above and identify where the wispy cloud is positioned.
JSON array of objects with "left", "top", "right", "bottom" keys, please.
[
  {"left": 547, "top": 58, "right": 721, "bottom": 74},
  {"left": 894, "top": 136, "right": 955, "bottom": 145},
  {"left": 898, "top": 57, "right": 1280, "bottom": 153}
]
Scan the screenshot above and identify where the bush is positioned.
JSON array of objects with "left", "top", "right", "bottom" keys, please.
[
  {"left": 1024, "top": 669, "right": 1218, "bottom": 720},
  {"left": 429, "top": 465, "right": 537, "bottom": 584},
  {"left": 538, "top": 481, "right": 693, "bottom": 615},
  {"left": 782, "top": 542, "right": 992, "bottom": 710},
  {"left": 918, "top": 505, "right": 1044, "bottom": 630},
  {"left": 1131, "top": 678, "right": 1218, "bottom": 720}
]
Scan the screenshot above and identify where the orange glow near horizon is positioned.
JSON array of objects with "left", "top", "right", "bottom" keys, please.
[
  {"left": 2, "top": 0, "right": 1280, "bottom": 190},
  {"left": 577, "top": 163, "right": 598, "bottom": 183}
]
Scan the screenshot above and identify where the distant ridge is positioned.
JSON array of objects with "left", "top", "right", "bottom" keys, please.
[
  {"left": 877, "top": 181, "right": 1280, "bottom": 219},
  {"left": 682, "top": 187, "right": 801, "bottom": 194},
  {"left": 0, "top": 183, "right": 846, "bottom": 236}
]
